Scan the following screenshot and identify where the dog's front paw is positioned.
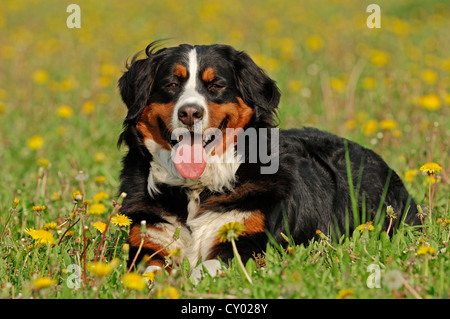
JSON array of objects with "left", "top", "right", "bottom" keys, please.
[{"left": 190, "top": 260, "right": 225, "bottom": 285}]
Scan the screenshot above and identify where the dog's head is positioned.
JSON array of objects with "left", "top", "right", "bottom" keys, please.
[{"left": 118, "top": 43, "right": 280, "bottom": 181}]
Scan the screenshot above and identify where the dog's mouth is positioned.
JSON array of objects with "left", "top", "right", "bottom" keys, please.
[{"left": 158, "top": 117, "right": 229, "bottom": 179}]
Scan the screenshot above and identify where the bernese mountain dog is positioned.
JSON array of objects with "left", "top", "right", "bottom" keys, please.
[{"left": 118, "top": 42, "right": 420, "bottom": 277}]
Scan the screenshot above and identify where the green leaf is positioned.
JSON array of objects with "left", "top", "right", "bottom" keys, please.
[
  {"left": 245, "top": 257, "right": 256, "bottom": 276},
  {"left": 181, "top": 257, "right": 191, "bottom": 279}
]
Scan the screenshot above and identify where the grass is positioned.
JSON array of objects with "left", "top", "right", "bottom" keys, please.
[{"left": 0, "top": 0, "right": 449, "bottom": 299}]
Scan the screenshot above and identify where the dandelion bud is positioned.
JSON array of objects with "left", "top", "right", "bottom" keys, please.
[
  {"left": 417, "top": 205, "right": 423, "bottom": 214},
  {"left": 122, "top": 243, "right": 130, "bottom": 253},
  {"left": 386, "top": 205, "right": 394, "bottom": 215},
  {"left": 316, "top": 229, "right": 329, "bottom": 241},
  {"left": 173, "top": 222, "right": 181, "bottom": 240},
  {"left": 280, "top": 232, "right": 290, "bottom": 243},
  {"left": 140, "top": 220, "right": 147, "bottom": 236},
  {"left": 117, "top": 192, "right": 127, "bottom": 205},
  {"left": 84, "top": 226, "right": 92, "bottom": 239},
  {"left": 12, "top": 197, "right": 20, "bottom": 209}
]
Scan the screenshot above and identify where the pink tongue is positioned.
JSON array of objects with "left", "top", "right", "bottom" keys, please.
[{"left": 174, "top": 137, "right": 207, "bottom": 178}]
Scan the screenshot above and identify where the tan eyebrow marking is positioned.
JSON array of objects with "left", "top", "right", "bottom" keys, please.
[
  {"left": 202, "top": 67, "right": 215, "bottom": 82},
  {"left": 173, "top": 64, "right": 187, "bottom": 78}
]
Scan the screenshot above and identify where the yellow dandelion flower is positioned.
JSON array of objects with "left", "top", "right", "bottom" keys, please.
[
  {"left": 444, "top": 93, "right": 450, "bottom": 105},
  {"left": 94, "top": 152, "right": 108, "bottom": 163},
  {"left": 356, "top": 222, "right": 374, "bottom": 233},
  {"left": 94, "top": 176, "right": 107, "bottom": 184},
  {"left": 57, "top": 105, "right": 73, "bottom": 118},
  {"left": 37, "top": 158, "right": 50, "bottom": 167},
  {"left": 362, "top": 119, "right": 378, "bottom": 136},
  {"left": 111, "top": 213, "right": 132, "bottom": 227},
  {"left": 64, "top": 230, "right": 75, "bottom": 237},
  {"left": 32, "top": 205, "right": 46, "bottom": 212},
  {"left": 87, "top": 203, "right": 106, "bottom": 215},
  {"left": 51, "top": 192, "right": 61, "bottom": 201},
  {"left": 417, "top": 245, "right": 435, "bottom": 256},
  {"left": 345, "top": 120, "right": 356, "bottom": 131},
  {"left": 43, "top": 222, "right": 59, "bottom": 231},
  {"left": 24, "top": 228, "right": 55, "bottom": 245},
  {"left": 156, "top": 286, "right": 179, "bottom": 299},
  {"left": 420, "top": 162, "right": 442, "bottom": 175},
  {"left": 122, "top": 273, "right": 146, "bottom": 290},
  {"left": 32, "top": 277, "right": 57, "bottom": 289},
  {"left": 370, "top": 50, "right": 389, "bottom": 67},
  {"left": 425, "top": 175, "right": 440, "bottom": 185},
  {"left": 306, "top": 35, "right": 324, "bottom": 52},
  {"left": 12, "top": 197, "right": 20, "bottom": 209},
  {"left": 404, "top": 169, "right": 417, "bottom": 183},
  {"left": 419, "top": 94, "right": 440, "bottom": 111},
  {"left": 379, "top": 119, "right": 397, "bottom": 131},
  {"left": 330, "top": 77, "right": 346, "bottom": 93},
  {"left": 27, "top": 135, "right": 44, "bottom": 150},
  {"left": 92, "top": 221, "right": 106, "bottom": 234},
  {"left": 337, "top": 288, "right": 354, "bottom": 299},
  {"left": 421, "top": 69, "right": 437, "bottom": 84},
  {"left": 437, "top": 218, "right": 450, "bottom": 227},
  {"left": 32, "top": 69, "right": 49, "bottom": 84},
  {"left": 288, "top": 80, "right": 302, "bottom": 93},
  {"left": 93, "top": 191, "right": 109, "bottom": 203},
  {"left": 88, "top": 261, "right": 113, "bottom": 277},
  {"left": 392, "top": 129, "right": 402, "bottom": 138},
  {"left": 0, "top": 101, "right": 6, "bottom": 114},
  {"left": 168, "top": 249, "right": 182, "bottom": 257},
  {"left": 362, "top": 76, "right": 376, "bottom": 90},
  {"left": 82, "top": 100, "right": 95, "bottom": 115},
  {"left": 217, "top": 222, "right": 246, "bottom": 243},
  {"left": 143, "top": 271, "right": 155, "bottom": 282},
  {"left": 72, "top": 190, "right": 83, "bottom": 201}
]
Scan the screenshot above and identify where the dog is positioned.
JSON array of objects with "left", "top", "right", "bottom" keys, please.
[{"left": 118, "top": 42, "right": 420, "bottom": 277}]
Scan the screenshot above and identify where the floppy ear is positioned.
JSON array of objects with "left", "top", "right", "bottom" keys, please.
[
  {"left": 233, "top": 50, "right": 281, "bottom": 127},
  {"left": 117, "top": 44, "right": 163, "bottom": 149},
  {"left": 118, "top": 57, "right": 154, "bottom": 123}
]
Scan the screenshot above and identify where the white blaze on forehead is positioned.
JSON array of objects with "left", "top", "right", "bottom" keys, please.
[{"left": 172, "top": 47, "right": 208, "bottom": 131}]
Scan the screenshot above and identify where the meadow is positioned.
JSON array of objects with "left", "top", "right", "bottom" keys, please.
[{"left": 0, "top": 0, "right": 448, "bottom": 300}]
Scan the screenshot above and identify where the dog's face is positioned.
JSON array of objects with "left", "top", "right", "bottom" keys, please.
[{"left": 118, "top": 43, "right": 280, "bottom": 180}]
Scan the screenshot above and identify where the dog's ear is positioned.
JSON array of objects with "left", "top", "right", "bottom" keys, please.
[
  {"left": 118, "top": 56, "right": 154, "bottom": 122},
  {"left": 233, "top": 50, "right": 281, "bottom": 127},
  {"left": 118, "top": 43, "right": 164, "bottom": 149}
]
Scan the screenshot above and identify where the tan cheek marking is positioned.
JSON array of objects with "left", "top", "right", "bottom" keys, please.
[
  {"left": 173, "top": 64, "right": 187, "bottom": 78},
  {"left": 136, "top": 103, "right": 175, "bottom": 150},
  {"left": 207, "top": 98, "right": 254, "bottom": 156},
  {"left": 202, "top": 67, "right": 216, "bottom": 82}
]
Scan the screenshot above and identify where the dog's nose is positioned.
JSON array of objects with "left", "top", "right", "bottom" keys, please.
[{"left": 177, "top": 104, "right": 204, "bottom": 126}]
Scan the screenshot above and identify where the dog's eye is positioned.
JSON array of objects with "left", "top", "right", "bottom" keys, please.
[
  {"left": 208, "top": 83, "right": 223, "bottom": 90},
  {"left": 167, "top": 83, "right": 179, "bottom": 89}
]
